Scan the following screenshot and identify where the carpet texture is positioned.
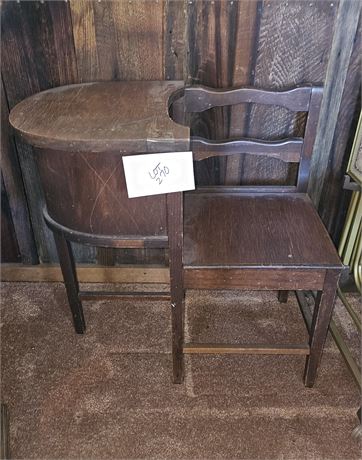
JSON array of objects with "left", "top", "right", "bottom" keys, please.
[{"left": 1, "top": 282, "right": 361, "bottom": 459}]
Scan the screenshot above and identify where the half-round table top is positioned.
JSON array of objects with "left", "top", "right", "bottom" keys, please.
[{"left": 9, "top": 80, "right": 189, "bottom": 153}]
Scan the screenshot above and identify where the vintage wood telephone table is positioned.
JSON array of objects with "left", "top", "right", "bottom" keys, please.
[{"left": 9, "top": 81, "right": 343, "bottom": 386}]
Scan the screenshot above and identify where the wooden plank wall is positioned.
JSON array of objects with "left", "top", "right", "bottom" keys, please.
[{"left": 1, "top": 0, "right": 360, "bottom": 264}]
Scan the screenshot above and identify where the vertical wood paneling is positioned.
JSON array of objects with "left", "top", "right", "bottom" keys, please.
[
  {"left": 186, "top": 0, "right": 257, "bottom": 185},
  {"left": 1, "top": 174, "right": 21, "bottom": 263},
  {"left": 242, "top": 0, "right": 338, "bottom": 185},
  {"left": 309, "top": 0, "right": 361, "bottom": 205},
  {"left": 1, "top": 78, "right": 38, "bottom": 264},
  {"left": 70, "top": 0, "right": 164, "bottom": 82},
  {"left": 164, "top": 0, "right": 187, "bottom": 80},
  {"left": 1, "top": 1, "right": 94, "bottom": 263},
  {"left": 318, "top": 17, "right": 362, "bottom": 238},
  {"left": 225, "top": 0, "right": 260, "bottom": 184}
]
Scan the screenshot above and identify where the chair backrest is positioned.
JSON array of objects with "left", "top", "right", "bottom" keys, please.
[{"left": 184, "top": 85, "right": 323, "bottom": 192}]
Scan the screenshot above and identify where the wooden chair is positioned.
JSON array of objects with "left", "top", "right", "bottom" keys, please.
[
  {"left": 172, "top": 85, "right": 343, "bottom": 386},
  {"left": 9, "top": 81, "right": 189, "bottom": 382}
]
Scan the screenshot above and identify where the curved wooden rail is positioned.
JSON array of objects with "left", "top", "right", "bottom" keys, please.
[
  {"left": 191, "top": 136, "right": 303, "bottom": 162},
  {"left": 43, "top": 208, "right": 168, "bottom": 249},
  {"left": 184, "top": 85, "right": 313, "bottom": 113}
]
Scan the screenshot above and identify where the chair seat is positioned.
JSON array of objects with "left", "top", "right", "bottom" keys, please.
[{"left": 183, "top": 192, "right": 342, "bottom": 269}]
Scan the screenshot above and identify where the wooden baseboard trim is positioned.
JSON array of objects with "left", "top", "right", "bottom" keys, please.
[{"left": 1, "top": 263, "right": 170, "bottom": 284}]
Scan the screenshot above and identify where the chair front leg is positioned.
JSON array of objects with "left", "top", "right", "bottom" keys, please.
[
  {"left": 278, "top": 290, "right": 289, "bottom": 303},
  {"left": 304, "top": 270, "right": 340, "bottom": 387},
  {"left": 53, "top": 233, "right": 86, "bottom": 334}
]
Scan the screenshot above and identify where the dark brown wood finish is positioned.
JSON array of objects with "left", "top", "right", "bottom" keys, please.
[
  {"left": 1, "top": 79, "right": 37, "bottom": 264},
  {"left": 191, "top": 137, "right": 303, "bottom": 162},
  {"left": 10, "top": 81, "right": 189, "bottom": 154},
  {"left": 9, "top": 80, "right": 189, "bottom": 384},
  {"left": 183, "top": 193, "right": 340, "bottom": 268},
  {"left": 38, "top": 152, "right": 169, "bottom": 241},
  {"left": 297, "top": 87, "right": 323, "bottom": 192},
  {"left": 278, "top": 290, "right": 289, "bottom": 303},
  {"left": 53, "top": 232, "right": 85, "bottom": 334},
  {"left": 304, "top": 270, "right": 341, "bottom": 386},
  {"left": 166, "top": 192, "right": 184, "bottom": 384},
  {"left": 2, "top": 1, "right": 358, "bottom": 263},
  {"left": 180, "top": 83, "right": 343, "bottom": 387},
  {"left": 1, "top": 174, "right": 21, "bottom": 263},
  {"left": 185, "top": 85, "right": 312, "bottom": 113},
  {"left": 186, "top": 84, "right": 322, "bottom": 192},
  {"left": 184, "top": 268, "right": 327, "bottom": 291},
  {"left": 1, "top": 0, "right": 78, "bottom": 263}
]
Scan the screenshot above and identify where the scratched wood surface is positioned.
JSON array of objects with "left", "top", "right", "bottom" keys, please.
[{"left": 1, "top": 0, "right": 359, "bottom": 264}]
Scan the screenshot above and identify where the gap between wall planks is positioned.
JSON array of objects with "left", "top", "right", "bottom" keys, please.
[{"left": 1, "top": 0, "right": 360, "bottom": 267}]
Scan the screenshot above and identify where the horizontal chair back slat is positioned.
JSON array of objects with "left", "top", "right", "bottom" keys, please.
[
  {"left": 191, "top": 137, "right": 303, "bottom": 163},
  {"left": 184, "top": 85, "right": 313, "bottom": 113},
  {"left": 184, "top": 84, "right": 323, "bottom": 191}
]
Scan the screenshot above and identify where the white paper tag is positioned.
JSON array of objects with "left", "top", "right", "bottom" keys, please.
[{"left": 122, "top": 151, "right": 195, "bottom": 198}]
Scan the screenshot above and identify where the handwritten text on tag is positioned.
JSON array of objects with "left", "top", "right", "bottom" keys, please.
[{"left": 122, "top": 151, "right": 195, "bottom": 198}]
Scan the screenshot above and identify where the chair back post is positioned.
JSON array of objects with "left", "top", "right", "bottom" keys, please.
[{"left": 297, "top": 87, "right": 324, "bottom": 192}]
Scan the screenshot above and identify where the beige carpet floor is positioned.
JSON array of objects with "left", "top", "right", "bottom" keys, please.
[{"left": 1, "top": 282, "right": 361, "bottom": 459}]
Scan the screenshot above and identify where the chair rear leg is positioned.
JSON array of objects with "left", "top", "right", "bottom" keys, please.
[
  {"left": 278, "top": 290, "right": 289, "bottom": 303},
  {"left": 304, "top": 270, "right": 340, "bottom": 387},
  {"left": 53, "top": 233, "right": 86, "bottom": 334},
  {"left": 171, "top": 294, "right": 184, "bottom": 384}
]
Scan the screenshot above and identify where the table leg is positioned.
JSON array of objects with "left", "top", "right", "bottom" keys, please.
[{"left": 53, "top": 233, "right": 86, "bottom": 334}]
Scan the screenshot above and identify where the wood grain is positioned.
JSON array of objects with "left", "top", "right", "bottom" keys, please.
[
  {"left": 226, "top": 0, "right": 260, "bottom": 184},
  {"left": 1, "top": 78, "right": 37, "bottom": 264},
  {"left": 1, "top": 264, "right": 170, "bottom": 284},
  {"left": 309, "top": 0, "right": 361, "bottom": 207},
  {"left": 1, "top": 174, "right": 20, "bottom": 263},
  {"left": 183, "top": 192, "right": 341, "bottom": 268},
  {"left": 184, "top": 343, "right": 310, "bottom": 355},
  {"left": 1, "top": 1, "right": 78, "bottom": 262},
  {"left": 10, "top": 81, "right": 189, "bottom": 153},
  {"left": 70, "top": 0, "right": 164, "bottom": 82},
  {"left": 186, "top": 0, "right": 257, "bottom": 185},
  {"left": 164, "top": 0, "right": 187, "bottom": 81},
  {"left": 316, "top": 14, "right": 362, "bottom": 238},
  {"left": 242, "top": 0, "right": 338, "bottom": 185},
  {"left": 184, "top": 268, "right": 327, "bottom": 291},
  {"left": 69, "top": 0, "right": 166, "bottom": 265}
]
